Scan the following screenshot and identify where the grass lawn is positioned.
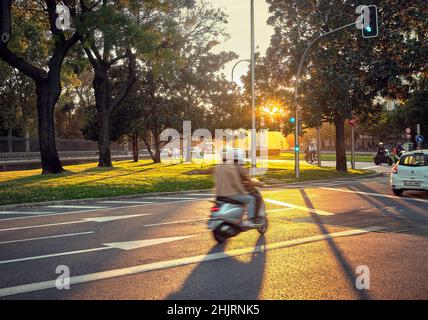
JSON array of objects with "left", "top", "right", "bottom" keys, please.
[
  {"left": 271, "top": 152, "right": 374, "bottom": 163},
  {"left": 0, "top": 159, "right": 372, "bottom": 206}
]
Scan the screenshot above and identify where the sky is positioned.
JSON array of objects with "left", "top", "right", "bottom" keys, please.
[{"left": 209, "top": 0, "right": 274, "bottom": 85}]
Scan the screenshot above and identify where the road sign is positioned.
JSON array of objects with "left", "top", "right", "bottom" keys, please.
[
  {"left": 415, "top": 135, "right": 424, "bottom": 144},
  {"left": 406, "top": 128, "right": 411, "bottom": 134}
]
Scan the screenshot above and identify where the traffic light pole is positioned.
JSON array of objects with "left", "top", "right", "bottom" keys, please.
[
  {"left": 294, "top": 21, "right": 357, "bottom": 179},
  {"left": 250, "top": 0, "right": 257, "bottom": 176}
]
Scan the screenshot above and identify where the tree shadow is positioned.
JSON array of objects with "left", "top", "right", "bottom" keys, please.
[
  {"left": 166, "top": 236, "right": 267, "bottom": 300},
  {"left": 299, "top": 189, "right": 371, "bottom": 300}
]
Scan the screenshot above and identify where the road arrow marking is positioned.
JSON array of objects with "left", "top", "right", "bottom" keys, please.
[
  {"left": 0, "top": 235, "right": 195, "bottom": 265},
  {"left": 0, "top": 227, "right": 383, "bottom": 297},
  {"left": 265, "top": 199, "right": 334, "bottom": 216},
  {"left": 0, "top": 214, "right": 149, "bottom": 232}
]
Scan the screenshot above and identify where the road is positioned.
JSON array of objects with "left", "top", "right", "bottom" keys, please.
[{"left": 1, "top": 164, "right": 427, "bottom": 300}]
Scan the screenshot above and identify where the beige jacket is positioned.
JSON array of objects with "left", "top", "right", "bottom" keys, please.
[{"left": 214, "top": 164, "right": 249, "bottom": 197}]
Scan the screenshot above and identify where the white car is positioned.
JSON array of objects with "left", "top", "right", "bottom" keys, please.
[{"left": 391, "top": 150, "right": 428, "bottom": 196}]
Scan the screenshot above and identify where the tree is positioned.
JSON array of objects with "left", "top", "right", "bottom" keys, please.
[
  {"left": 0, "top": 1, "right": 89, "bottom": 173},
  {"left": 261, "top": 0, "right": 428, "bottom": 171},
  {"left": 116, "top": 1, "right": 236, "bottom": 163}
]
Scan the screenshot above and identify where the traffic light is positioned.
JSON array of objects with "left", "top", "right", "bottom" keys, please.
[
  {"left": 289, "top": 117, "right": 296, "bottom": 124},
  {"left": 362, "top": 5, "right": 378, "bottom": 38}
]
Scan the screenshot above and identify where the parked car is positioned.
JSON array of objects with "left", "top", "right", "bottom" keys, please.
[{"left": 391, "top": 150, "right": 428, "bottom": 196}]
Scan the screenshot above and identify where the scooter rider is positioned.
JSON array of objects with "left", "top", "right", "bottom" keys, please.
[{"left": 214, "top": 149, "right": 258, "bottom": 228}]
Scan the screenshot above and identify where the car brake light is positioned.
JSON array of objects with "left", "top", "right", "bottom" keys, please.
[
  {"left": 210, "top": 206, "right": 220, "bottom": 212},
  {"left": 392, "top": 165, "right": 398, "bottom": 174}
]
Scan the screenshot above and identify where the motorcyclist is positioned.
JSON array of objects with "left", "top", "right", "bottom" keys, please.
[
  {"left": 377, "top": 142, "right": 386, "bottom": 156},
  {"left": 214, "top": 148, "right": 258, "bottom": 228}
]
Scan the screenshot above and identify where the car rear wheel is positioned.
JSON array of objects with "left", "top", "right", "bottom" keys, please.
[{"left": 393, "top": 189, "right": 404, "bottom": 196}]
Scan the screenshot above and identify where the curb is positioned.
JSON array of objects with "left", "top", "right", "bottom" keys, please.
[{"left": 0, "top": 172, "right": 383, "bottom": 210}]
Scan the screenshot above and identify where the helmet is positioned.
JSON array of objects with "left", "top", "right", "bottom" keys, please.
[{"left": 222, "top": 147, "right": 246, "bottom": 164}]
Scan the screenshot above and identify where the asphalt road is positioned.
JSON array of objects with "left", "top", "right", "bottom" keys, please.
[{"left": 1, "top": 164, "right": 427, "bottom": 300}]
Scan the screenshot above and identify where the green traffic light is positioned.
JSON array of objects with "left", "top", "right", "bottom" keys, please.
[{"left": 365, "top": 26, "right": 372, "bottom": 32}]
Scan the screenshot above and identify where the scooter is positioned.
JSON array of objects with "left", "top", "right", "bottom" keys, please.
[
  {"left": 374, "top": 150, "right": 394, "bottom": 166},
  {"left": 208, "top": 186, "right": 268, "bottom": 244}
]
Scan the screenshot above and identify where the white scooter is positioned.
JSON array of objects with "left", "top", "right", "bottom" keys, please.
[{"left": 208, "top": 182, "right": 268, "bottom": 243}]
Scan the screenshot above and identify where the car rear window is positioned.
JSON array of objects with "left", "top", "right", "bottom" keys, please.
[{"left": 399, "top": 154, "right": 428, "bottom": 167}]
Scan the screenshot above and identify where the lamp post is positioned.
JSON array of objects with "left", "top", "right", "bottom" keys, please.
[
  {"left": 250, "top": 0, "right": 256, "bottom": 176},
  {"left": 231, "top": 59, "right": 251, "bottom": 82}
]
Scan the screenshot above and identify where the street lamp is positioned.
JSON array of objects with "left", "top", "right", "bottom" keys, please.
[
  {"left": 231, "top": 59, "right": 250, "bottom": 82},
  {"left": 250, "top": 0, "right": 256, "bottom": 176}
]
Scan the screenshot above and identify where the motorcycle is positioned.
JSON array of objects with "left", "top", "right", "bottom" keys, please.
[
  {"left": 208, "top": 182, "right": 268, "bottom": 243},
  {"left": 373, "top": 149, "right": 394, "bottom": 166}
]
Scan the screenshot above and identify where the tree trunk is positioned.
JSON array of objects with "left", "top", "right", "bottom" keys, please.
[
  {"left": 132, "top": 134, "right": 139, "bottom": 162},
  {"left": 93, "top": 69, "right": 113, "bottom": 168},
  {"left": 334, "top": 114, "right": 347, "bottom": 172},
  {"left": 154, "top": 140, "right": 161, "bottom": 163},
  {"left": 97, "top": 109, "right": 112, "bottom": 167},
  {"left": 36, "top": 82, "right": 63, "bottom": 174},
  {"left": 7, "top": 128, "right": 12, "bottom": 153}
]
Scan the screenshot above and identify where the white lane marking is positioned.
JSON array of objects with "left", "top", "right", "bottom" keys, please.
[
  {"left": 186, "top": 194, "right": 214, "bottom": 197},
  {"left": 98, "top": 201, "right": 155, "bottom": 204},
  {"left": 0, "top": 199, "right": 203, "bottom": 222},
  {"left": 267, "top": 208, "right": 294, "bottom": 213},
  {"left": 0, "top": 235, "right": 195, "bottom": 265},
  {"left": 48, "top": 205, "right": 107, "bottom": 209},
  {"left": 0, "top": 211, "right": 55, "bottom": 215},
  {"left": 362, "top": 165, "right": 380, "bottom": 170},
  {"left": 0, "top": 214, "right": 150, "bottom": 232},
  {"left": 0, "top": 227, "right": 383, "bottom": 297},
  {"left": 321, "top": 187, "right": 428, "bottom": 204},
  {"left": 148, "top": 197, "right": 197, "bottom": 200},
  {"left": 144, "top": 218, "right": 210, "bottom": 227},
  {"left": 265, "top": 199, "right": 334, "bottom": 216},
  {"left": 0, "top": 231, "right": 94, "bottom": 245}
]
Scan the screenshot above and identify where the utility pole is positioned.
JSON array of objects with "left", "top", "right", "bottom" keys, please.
[
  {"left": 317, "top": 126, "right": 322, "bottom": 167},
  {"left": 250, "top": 0, "right": 257, "bottom": 176},
  {"left": 351, "top": 125, "right": 356, "bottom": 170}
]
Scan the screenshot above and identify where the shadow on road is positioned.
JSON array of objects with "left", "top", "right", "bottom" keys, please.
[
  {"left": 299, "top": 189, "right": 371, "bottom": 300},
  {"left": 166, "top": 236, "right": 266, "bottom": 300}
]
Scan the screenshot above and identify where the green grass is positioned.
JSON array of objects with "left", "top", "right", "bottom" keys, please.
[
  {"left": 0, "top": 159, "right": 372, "bottom": 206},
  {"left": 271, "top": 152, "right": 374, "bottom": 163}
]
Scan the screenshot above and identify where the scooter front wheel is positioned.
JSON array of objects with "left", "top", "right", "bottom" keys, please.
[
  {"left": 213, "top": 227, "right": 227, "bottom": 243},
  {"left": 257, "top": 217, "right": 268, "bottom": 235}
]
